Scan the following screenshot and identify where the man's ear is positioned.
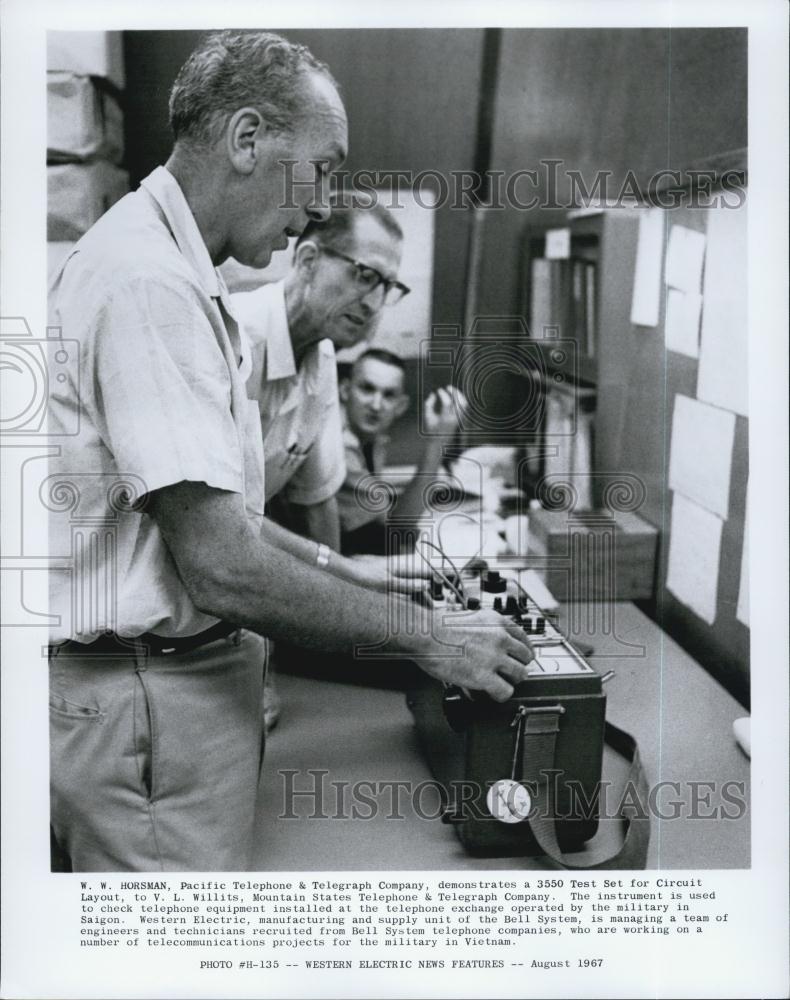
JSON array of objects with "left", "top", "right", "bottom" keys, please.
[
  {"left": 339, "top": 378, "right": 350, "bottom": 404},
  {"left": 226, "top": 107, "right": 266, "bottom": 175},
  {"left": 394, "top": 393, "right": 410, "bottom": 419},
  {"left": 293, "top": 240, "right": 320, "bottom": 277}
]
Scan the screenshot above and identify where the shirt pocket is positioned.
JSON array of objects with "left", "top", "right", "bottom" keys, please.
[{"left": 278, "top": 440, "right": 314, "bottom": 472}]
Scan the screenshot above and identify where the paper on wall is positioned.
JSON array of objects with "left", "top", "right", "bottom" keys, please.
[
  {"left": 666, "top": 492, "right": 723, "bottom": 625},
  {"left": 697, "top": 202, "right": 748, "bottom": 416},
  {"left": 737, "top": 481, "right": 750, "bottom": 626},
  {"left": 664, "top": 224, "right": 706, "bottom": 294},
  {"left": 545, "top": 227, "right": 571, "bottom": 259},
  {"left": 668, "top": 394, "right": 736, "bottom": 518},
  {"left": 630, "top": 207, "right": 664, "bottom": 326},
  {"left": 665, "top": 288, "right": 703, "bottom": 358}
]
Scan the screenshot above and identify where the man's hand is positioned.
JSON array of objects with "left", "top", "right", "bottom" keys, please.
[
  {"left": 423, "top": 385, "right": 467, "bottom": 436},
  {"left": 410, "top": 608, "right": 535, "bottom": 702},
  {"left": 147, "top": 482, "right": 527, "bottom": 673},
  {"left": 388, "top": 386, "right": 468, "bottom": 526},
  {"left": 348, "top": 553, "right": 432, "bottom": 595}
]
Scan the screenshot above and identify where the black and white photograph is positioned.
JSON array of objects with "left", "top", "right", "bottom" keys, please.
[{"left": 1, "top": 1, "right": 787, "bottom": 998}]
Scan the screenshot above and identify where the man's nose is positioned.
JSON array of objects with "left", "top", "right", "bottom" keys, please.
[
  {"left": 307, "top": 196, "right": 331, "bottom": 224},
  {"left": 306, "top": 176, "right": 332, "bottom": 223},
  {"left": 368, "top": 393, "right": 383, "bottom": 412}
]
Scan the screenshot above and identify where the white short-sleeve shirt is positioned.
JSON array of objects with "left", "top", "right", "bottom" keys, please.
[
  {"left": 233, "top": 281, "right": 346, "bottom": 506},
  {"left": 47, "top": 166, "right": 265, "bottom": 642}
]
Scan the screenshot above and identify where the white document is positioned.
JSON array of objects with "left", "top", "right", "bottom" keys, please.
[
  {"left": 697, "top": 202, "right": 749, "bottom": 416},
  {"left": 737, "top": 481, "right": 750, "bottom": 626},
  {"left": 668, "top": 394, "right": 736, "bottom": 518},
  {"left": 544, "top": 226, "right": 571, "bottom": 259},
  {"left": 664, "top": 223, "right": 707, "bottom": 294},
  {"left": 665, "top": 288, "right": 703, "bottom": 357},
  {"left": 666, "top": 492, "right": 724, "bottom": 625},
  {"left": 630, "top": 207, "right": 664, "bottom": 326}
]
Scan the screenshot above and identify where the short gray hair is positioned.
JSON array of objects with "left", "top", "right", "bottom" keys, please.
[{"left": 169, "top": 30, "right": 338, "bottom": 146}]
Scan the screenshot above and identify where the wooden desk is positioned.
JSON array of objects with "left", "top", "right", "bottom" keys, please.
[{"left": 253, "top": 603, "right": 749, "bottom": 870}]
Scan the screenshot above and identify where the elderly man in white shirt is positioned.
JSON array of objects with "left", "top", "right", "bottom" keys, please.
[{"left": 47, "top": 31, "right": 534, "bottom": 873}]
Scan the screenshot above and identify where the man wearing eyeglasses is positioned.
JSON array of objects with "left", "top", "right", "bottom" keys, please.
[
  {"left": 232, "top": 197, "right": 415, "bottom": 726},
  {"left": 233, "top": 196, "right": 409, "bottom": 562}
]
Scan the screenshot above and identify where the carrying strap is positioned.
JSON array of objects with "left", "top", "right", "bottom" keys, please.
[{"left": 518, "top": 709, "right": 650, "bottom": 869}]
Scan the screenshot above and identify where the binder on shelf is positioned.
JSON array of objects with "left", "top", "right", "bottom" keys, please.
[
  {"left": 585, "top": 261, "right": 596, "bottom": 356},
  {"left": 530, "top": 257, "right": 552, "bottom": 337},
  {"left": 529, "top": 253, "right": 597, "bottom": 365}
]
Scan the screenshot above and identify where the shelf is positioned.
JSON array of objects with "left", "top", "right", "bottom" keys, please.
[{"left": 524, "top": 229, "right": 600, "bottom": 385}]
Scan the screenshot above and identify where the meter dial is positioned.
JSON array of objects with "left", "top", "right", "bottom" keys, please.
[
  {"left": 535, "top": 654, "right": 561, "bottom": 672},
  {"left": 486, "top": 779, "right": 532, "bottom": 824}
]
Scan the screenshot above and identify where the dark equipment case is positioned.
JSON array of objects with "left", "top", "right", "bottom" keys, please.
[{"left": 406, "top": 570, "right": 649, "bottom": 868}]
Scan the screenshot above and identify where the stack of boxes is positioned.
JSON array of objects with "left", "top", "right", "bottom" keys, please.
[{"left": 47, "top": 31, "right": 128, "bottom": 279}]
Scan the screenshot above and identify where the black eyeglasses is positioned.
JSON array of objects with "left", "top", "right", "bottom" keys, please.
[{"left": 318, "top": 245, "right": 411, "bottom": 306}]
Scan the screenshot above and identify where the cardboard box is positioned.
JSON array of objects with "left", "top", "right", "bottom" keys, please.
[
  {"left": 47, "top": 31, "right": 125, "bottom": 90},
  {"left": 527, "top": 508, "right": 658, "bottom": 601},
  {"left": 48, "top": 72, "right": 124, "bottom": 164},
  {"left": 48, "top": 163, "right": 129, "bottom": 241}
]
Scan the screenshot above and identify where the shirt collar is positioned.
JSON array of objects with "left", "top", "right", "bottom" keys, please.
[
  {"left": 262, "top": 282, "right": 336, "bottom": 396},
  {"left": 262, "top": 281, "right": 297, "bottom": 381},
  {"left": 341, "top": 405, "right": 389, "bottom": 451},
  {"left": 140, "top": 166, "right": 221, "bottom": 299}
]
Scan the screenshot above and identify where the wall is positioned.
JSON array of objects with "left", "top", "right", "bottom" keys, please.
[
  {"left": 595, "top": 204, "right": 750, "bottom": 705},
  {"left": 475, "top": 27, "right": 748, "bottom": 317},
  {"left": 471, "top": 27, "right": 748, "bottom": 702}
]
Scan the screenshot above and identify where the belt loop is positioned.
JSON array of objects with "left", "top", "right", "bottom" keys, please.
[
  {"left": 133, "top": 638, "right": 149, "bottom": 670},
  {"left": 231, "top": 628, "right": 242, "bottom": 647}
]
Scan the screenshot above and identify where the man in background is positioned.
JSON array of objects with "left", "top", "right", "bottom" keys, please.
[
  {"left": 232, "top": 198, "right": 412, "bottom": 726},
  {"left": 233, "top": 197, "right": 408, "bottom": 552},
  {"left": 338, "top": 348, "right": 466, "bottom": 555}
]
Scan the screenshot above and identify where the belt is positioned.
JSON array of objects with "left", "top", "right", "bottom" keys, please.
[{"left": 49, "top": 621, "right": 240, "bottom": 658}]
